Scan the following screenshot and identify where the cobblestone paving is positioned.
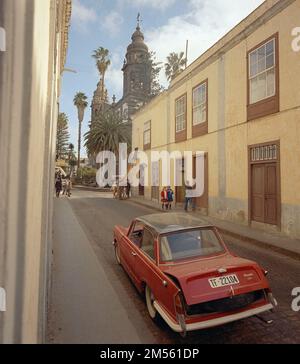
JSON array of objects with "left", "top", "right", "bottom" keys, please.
[{"left": 69, "top": 191, "right": 300, "bottom": 344}]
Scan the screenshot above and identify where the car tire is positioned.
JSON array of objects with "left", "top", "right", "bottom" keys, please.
[
  {"left": 114, "top": 243, "right": 121, "bottom": 265},
  {"left": 145, "top": 285, "right": 157, "bottom": 320}
]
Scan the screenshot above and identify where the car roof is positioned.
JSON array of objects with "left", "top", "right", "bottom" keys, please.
[{"left": 136, "top": 213, "right": 213, "bottom": 234}]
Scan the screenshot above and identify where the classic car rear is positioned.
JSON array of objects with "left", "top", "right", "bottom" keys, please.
[{"left": 113, "top": 213, "right": 277, "bottom": 335}]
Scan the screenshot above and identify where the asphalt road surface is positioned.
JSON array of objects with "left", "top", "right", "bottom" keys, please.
[{"left": 48, "top": 189, "right": 300, "bottom": 344}]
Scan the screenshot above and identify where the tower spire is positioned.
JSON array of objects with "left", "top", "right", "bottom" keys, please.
[{"left": 137, "top": 13, "right": 141, "bottom": 29}]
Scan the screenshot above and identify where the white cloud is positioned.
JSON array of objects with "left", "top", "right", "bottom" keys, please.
[
  {"left": 105, "top": 50, "right": 124, "bottom": 100},
  {"left": 145, "top": 0, "right": 265, "bottom": 86},
  {"left": 124, "top": 0, "right": 176, "bottom": 11},
  {"left": 72, "top": 0, "right": 97, "bottom": 32},
  {"left": 106, "top": 67, "right": 123, "bottom": 101},
  {"left": 102, "top": 11, "right": 124, "bottom": 36}
]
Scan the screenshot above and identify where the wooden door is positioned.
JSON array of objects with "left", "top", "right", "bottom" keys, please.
[
  {"left": 175, "top": 158, "right": 185, "bottom": 203},
  {"left": 139, "top": 165, "right": 145, "bottom": 196},
  {"left": 151, "top": 161, "right": 159, "bottom": 200},
  {"left": 264, "top": 164, "right": 277, "bottom": 225},
  {"left": 175, "top": 185, "right": 185, "bottom": 203},
  {"left": 193, "top": 154, "right": 208, "bottom": 208},
  {"left": 251, "top": 164, "right": 265, "bottom": 223},
  {"left": 251, "top": 163, "right": 277, "bottom": 224}
]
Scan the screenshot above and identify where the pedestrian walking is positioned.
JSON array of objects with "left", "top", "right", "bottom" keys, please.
[
  {"left": 160, "top": 187, "right": 168, "bottom": 210},
  {"left": 184, "top": 181, "right": 196, "bottom": 212},
  {"left": 55, "top": 178, "right": 62, "bottom": 198},
  {"left": 66, "top": 177, "right": 72, "bottom": 197},
  {"left": 126, "top": 179, "right": 131, "bottom": 199},
  {"left": 62, "top": 178, "right": 67, "bottom": 195},
  {"left": 166, "top": 186, "right": 174, "bottom": 210}
]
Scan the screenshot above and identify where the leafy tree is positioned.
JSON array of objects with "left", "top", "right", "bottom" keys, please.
[
  {"left": 56, "top": 112, "right": 70, "bottom": 160},
  {"left": 165, "top": 51, "right": 187, "bottom": 83},
  {"left": 147, "top": 51, "right": 164, "bottom": 97},
  {"left": 73, "top": 92, "right": 88, "bottom": 168}
]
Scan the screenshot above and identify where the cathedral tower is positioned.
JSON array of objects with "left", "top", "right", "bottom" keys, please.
[{"left": 115, "top": 16, "right": 152, "bottom": 122}]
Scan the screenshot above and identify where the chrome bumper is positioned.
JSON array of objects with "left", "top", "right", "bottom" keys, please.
[{"left": 153, "top": 301, "right": 275, "bottom": 333}]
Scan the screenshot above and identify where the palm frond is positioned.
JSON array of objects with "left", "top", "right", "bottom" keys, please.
[{"left": 84, "top": 110, "right": 131, "bottom": 157}]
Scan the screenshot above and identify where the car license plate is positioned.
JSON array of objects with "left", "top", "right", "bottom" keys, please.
[{"left": 209, "top": 274, "right": 239, "bottom": 288}]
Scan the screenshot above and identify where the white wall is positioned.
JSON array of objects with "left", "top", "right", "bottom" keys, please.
[{"left": 0, "top": 0, "right": 65, "bottom": 343}]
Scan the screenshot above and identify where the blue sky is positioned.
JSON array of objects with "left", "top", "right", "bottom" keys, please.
[{"left": 61, "top": 0, "right": 265, "bottom": 157}]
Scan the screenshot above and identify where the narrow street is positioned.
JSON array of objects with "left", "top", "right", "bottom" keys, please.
[{"left": 47, "top": 189, "right": 300, "bottom": 344}]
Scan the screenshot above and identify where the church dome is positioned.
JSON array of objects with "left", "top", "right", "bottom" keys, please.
[
  {"left": 132, "top": 26, "right": 144, "bottom": 42},
  {"left": 127, "top": 25, "right": 148, "bottom": 53}
]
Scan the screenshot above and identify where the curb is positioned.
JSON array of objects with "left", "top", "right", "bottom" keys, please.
[
  {"left": 218, "top": 227, "right": 300, "bottom": 261},
  {"left": 127, "top": 198, "right": 300, "bottom": 261},
  {"left": 73, "top": 185, "right": 111, "bottom": 193}
]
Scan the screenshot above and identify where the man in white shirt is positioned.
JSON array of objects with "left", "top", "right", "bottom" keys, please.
[{"left": 184, "top": 181, "right": 196, "bottom": 212}]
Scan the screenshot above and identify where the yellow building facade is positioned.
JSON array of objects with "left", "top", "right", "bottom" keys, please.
[{"left": 132, "top": 0, "right": 300, "bottom": 239}]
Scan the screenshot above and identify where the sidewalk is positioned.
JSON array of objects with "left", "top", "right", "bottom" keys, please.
[
  {"left": 48, "top": 198, "right": 142, "bottom": 344},
  {"left": 129, "top": 196, "right": 300, "bottom": 259}
]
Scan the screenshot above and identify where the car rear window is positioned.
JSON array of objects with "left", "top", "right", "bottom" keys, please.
[{"left": 159, "top": 228, "right": 225, "bottom": 262}]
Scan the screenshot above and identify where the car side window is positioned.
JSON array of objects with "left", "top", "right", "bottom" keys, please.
[
  {"left": 129, "top": 221, "right": 144, "bottom": 246},
  {"left": 140, "top": 228, "right": 155, "bottom": 260}
]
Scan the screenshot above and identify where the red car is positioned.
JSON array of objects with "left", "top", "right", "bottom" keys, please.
[{"left": 113, "top": 213, "right": 277, "bottom": 334}]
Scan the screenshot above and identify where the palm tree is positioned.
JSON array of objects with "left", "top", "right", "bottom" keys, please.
[
  {"left": 165, "top": 52, "right": 187, "bottom": 83},
  {"left": 84, "top": 110, "right": 131, "bottom": 158},
  {"left": 73, "top": 92, "right": 88, "bottom": 168},
  {"left": 92, "top": 47, "right": 111, "bottom": 98}
]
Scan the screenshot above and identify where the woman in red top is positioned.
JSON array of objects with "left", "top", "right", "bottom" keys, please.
[{"left": 160, "top": 187, "right": 168, "bottom": 210}]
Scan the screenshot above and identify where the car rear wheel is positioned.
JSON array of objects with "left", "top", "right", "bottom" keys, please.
[
  {"left": 145, "top": 285, "right": 157, "bottom": 320},
  {"left": 114, "top": 243, "right": 121, "bottom": 265}
]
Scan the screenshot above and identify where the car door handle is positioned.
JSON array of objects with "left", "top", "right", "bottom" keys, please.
[{"left": 131, "top": 252, "right": 137, "bottom": 256}]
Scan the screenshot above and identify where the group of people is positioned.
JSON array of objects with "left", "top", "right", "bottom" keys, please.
[
  {"left": 55, "top": 174, "right": 72, "bottom": 198},
  {"left": 160, "top": 186, "right": 174, "bottom": 210},
  {"left": 161, "top": 182, "right": 197, "bottom": 212},
  {"left": 112, "top": 179, "right": 131, "bottom": 200}
]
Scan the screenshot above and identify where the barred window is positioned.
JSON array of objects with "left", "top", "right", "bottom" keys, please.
[
  {"left": 175, "top": 96, "right": 186, "bottom": 133},
  {"left": 249, "top": 38, "right": 276, "bottom": 104},
  {"left": 193, "top": 83, "right": 207, "bottom": 125},
  {"left": 250, "top": 144, "right": 278, "bottom": 162}
]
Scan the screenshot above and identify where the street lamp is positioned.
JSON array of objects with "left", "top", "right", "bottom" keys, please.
[{"left": 62, "top": 67, "right": 77, "bottom": 74}]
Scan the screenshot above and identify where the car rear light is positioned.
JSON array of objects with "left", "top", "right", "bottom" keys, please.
[
  {"left": 174, "top": 293, "right": 187, "bottom": 337},
  {"left": 267, "top": 292, "right": 278, "bottom": 308},
  {"left": 261, "top": 268, "right": 268, "bottom": 276},
  {"left": 174, "top": 292, "right": 185, "bottom": 315}
]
